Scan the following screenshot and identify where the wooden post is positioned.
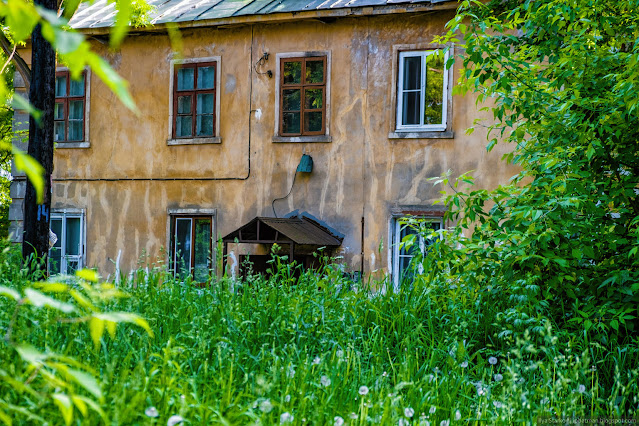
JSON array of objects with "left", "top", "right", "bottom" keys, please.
[
  {"left": 289, "top": 242, "right": 294, "bottom": 264},
  {"left": 22, "top": 0, "right": 57, "bottom": 276},
  {"left": 223, "top": 242, "right": 228, "bottom": 276}
]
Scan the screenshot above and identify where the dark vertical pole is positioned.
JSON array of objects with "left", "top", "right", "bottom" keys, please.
[
  {"left": 22, "top": 0, "right": 57, "bottom": 276},
  {"left": 222, "top": 242, "right": 228, "bottom": 276},
  {"left": 360, "top": 216, "right": 365, "bottom": 282},
  {"left": 289, "top": 242, "right": 294, "bottom": 264}
]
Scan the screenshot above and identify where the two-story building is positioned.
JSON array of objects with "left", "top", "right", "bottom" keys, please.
[{"left": 10, "top": 0, "right": 517, "bottom": 287}]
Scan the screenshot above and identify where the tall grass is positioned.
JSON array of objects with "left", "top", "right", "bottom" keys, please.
[{"left": 1, "top": 247, "right": 638, "bottom": 424}]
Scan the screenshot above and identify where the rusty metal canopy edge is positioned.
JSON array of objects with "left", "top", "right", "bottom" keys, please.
[
  {"left": 68, "top": 0, "right": 456, "bottom": 30},
  {"left": 222, "top": 216, "right": 343, "bottom": 246}
]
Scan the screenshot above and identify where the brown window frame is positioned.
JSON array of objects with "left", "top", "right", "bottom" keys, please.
[
  {"left": 279, "top": 56, "right": 327, "bottom": 137},
  {"left": 170, "top": 215, "right": 214, "bottom": 284},
  {"left": 54, "top": 70, "right": 86, "bottom": 142},
  {"left": 172, "top": 61, "right": 217, "bottom": 139}
]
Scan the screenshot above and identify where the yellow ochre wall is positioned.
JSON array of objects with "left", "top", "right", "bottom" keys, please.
[{"left": 49, "top": 11, "right": 517, "bottom": 278}]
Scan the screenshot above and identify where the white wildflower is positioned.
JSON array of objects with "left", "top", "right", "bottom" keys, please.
[
  {"left": 286, "top": 366, "right": 296, "bottom": 378},
  {"left": 578, "top": 384, "right": 586, "bottom": 394},
  {"left": 167, "top": 415, "right": 185, "bottom": 426},
  {"left": 334, "top": 416, "right": 344, "bottom": 426},
  {"left": 280, "top": 412, "right": 293, "bottom": 424},
  {"left": 460, "top": 361, "right": 468, "bottom": 368},
  {"left": 493, "top": 401, "right": 503, "bottom": 409},
  {"left": 260, "top": 399, "right": 273, "bottom": 413},
  {"left": 284, "top": 394, "right": 291, "bottom": 403},
  {"left": 404, "top": 407, "right": 414, "bottom": 418},
  {"left": 419, "top": 420, "right": 431, "bottom": 426},
  {"left": 488, "top": 357, "right": 498, "bottom": 365},
  {"left": 427, "top": 374, "right": 435, "bottom": 383},
  {"left": 454, "top": 410, "right": 461, "bottom": 420},
  {"left": 440, "top": 420, "right": 450, "bottom": 426},
  {"left": 336, "top": 350, "right": 344, "bottom": 359},
  {"left": 429, "top": 406, "right": 436, "bottom": 414},
  {"left": 494, "top": 374, "right": 503, "bottom": 382},
  {"left": 321, "top": 375, "right": 332, "bottom": 387},
  {"left": 358, "top": 385, "right": 369, "bottom": 396},
  {"left": 349, "top": 413, "right": 358, "bottom": 419},
  {"left": 382, "top": 371, "right": 388, "bottom": 377},
  {"left": 399, "top": 419, "right": 410, "bottom": 426},
  {"left": 145, "top": 407, "right": 159, "bottom": 418},
  {"left": 312, "top": 356, "right": 321, "bottom": 365}
]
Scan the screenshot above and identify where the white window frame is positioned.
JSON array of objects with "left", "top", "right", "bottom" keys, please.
[
  {"left": 54, "top": 67, "right": 91, "bottom": 149},
  {"left": 273, "top": 51, "right": 332, "bottom": 143},
  {"left": 396, "top": 49, "right": 449, "bottom": 133},
  {"left": 49, "top": 209, "right": 86, "bottom": 275},
  {"left": 390, "top": 216, "right": 443, "bottom": 291},
  {"left": 168, "top": 56, "right": 222, "bottom": 145},
  {"left": 166, "top": 208, "right": 217, "bottom": 280}
]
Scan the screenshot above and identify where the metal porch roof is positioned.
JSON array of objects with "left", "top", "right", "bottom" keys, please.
[
  {"left": 68, "top": 0, "right": 452, "bottom": 29},
  {"left": 222, "top": 216, "right": 343, "bottom": 246}
]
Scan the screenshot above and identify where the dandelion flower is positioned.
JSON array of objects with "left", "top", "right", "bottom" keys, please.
[
  {"left": 321, "top": 375, "right": 332, "bottom": 387},
  {"left": 280, "top": 412, "right": 293, "bottom": 424},
  {"left": 493, "top": 401, "right": 503, "bottom": 409},
  {"left": 488, "top": 357, "right": 498, "bottom": 365},
  {"left": 454, "top": 410, "right": 461, "bottom": 420},
  {"left": 145, "top": 407, "right": 159, "bottom": 418},
  {"left": 577, "top": 384, "right": 586, "bottom": 394},
  {"left": 429, "top": 406, "right": 436, "bottom": 414},
  {"left": 494, "top": 374, "right": 503, "bottom": 382},
  {"left": 284, "top": 394, "right": 291, "bottom": 403},
  {"left": 167, "top": 415, "right": 185, "bottom": 426},
  {"left": 398, "top": 419, "right": 409, "bottom": 426},
  {"left": 358, "top": 385, "right": 369, "bottom": 396},
  {"left": 312, "top": 356, "right": 321, "bottom": 365},
  {"left": 334, "top": 416, "right": 344, "bottom": 426},
  {"left": 460, "top": 361, "right": 468, "bottom": 368},
  {"left": 477, "top": 387, "right": 487, "bottom": 397},
  {"left": 440, "top": 420, "right": 450, "bottom": 426},
  {"left": 404, "top": 407, "right": 415, "bottom": 418},
  {"left": 260, "top": 399, "right": 273, "bottom": 413}
]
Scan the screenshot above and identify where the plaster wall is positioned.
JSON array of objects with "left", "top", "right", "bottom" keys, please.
[{"left": 44, "top": 11, "right": 517, "bottom": 277}]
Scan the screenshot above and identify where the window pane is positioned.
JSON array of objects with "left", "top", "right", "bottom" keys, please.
[
  {"left": 282, "top": 112, "right": 300, "bottom": 134},
  {"left": 282, "top": 89, "right": 301, "bottom": 111},
  {"left": 304, "top": 111, "right": 323, "bottom": 133},
  {"left": 54, "top": 103, "right": 65, "bottom": 120},
  {"left": 177, "top": 68, "right": 195, "bottom": 91},
  {"left": 54, "top": 122, "right": 66, "bottom": 142},
  {"left": 55, "top": 76, "right": 67, "bottom": 97},
  {"left": 51, "top": 219, "right": 62, "bottom": 249},
  {"left": 177, "top": 96, "right": 192, "bottom": 114},
  {"left": 402, "top": 92, "right": 420, "bottom": 125},
  {"left": 197, "top": 93, "right": 214, "bottom": 114},
  {"left": 283, "top": 61, "right": 302, "bottom": 84},
  {"left": 425, "top": 53, "right": 445, "bottom": 125},
  {"left": 399, "top": 225, "right": 419, "bottom": 256},
  {"left": 49, "top": 248, "right": 61, "bottom": 275},
  {"left": 67, "top": 259, "right": 80, "bottom": 274},
  {"left": 305, "top": 59, "right": 324, "bottom": 84},
  {"left": 65, "top": 217, "right": 81, "bottom": 256},
  {"left": 197, "top": 66, "right": 215, "bottom": 89},
  {"left": 176, "top": 116, "right": 192, "bottom": 137},
  {"left": 175, "top": 218, "right": 192, "bottom": 279},
  {"left": 399, "top": 256, "right": 415, "bottom": 283},
  {"left": 403, "top": 56, "right": 422, "bottom": 91},
  {"left": 304, "top": 89, "right": 323, "bottom": 110},
  {"left": 70, "top": 75, "right": 85, "bottom": 96},
  {"left": 193, "top": 219, "right": 211, "bottom": 283},
  {"left": 68, "top": 121, "right": 83, "bottom": 141},
  {"left": 69, "top": 100, "right": 84, "bottom": 119},
  {"left": 197, "top": 115, "right": 214, "bottom": 136}
]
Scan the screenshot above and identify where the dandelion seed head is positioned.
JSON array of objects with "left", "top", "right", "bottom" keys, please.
[
  {"left": 488, "top": 357, "right": 498, "bottom": 365},
  {"left": 359, "top": 385, "right": 369, "bottom": 395},
  {"left": 312, "top": 356, "right": 321, "bottom": 365},
  {"left": 321, "top": 375, "right": 332, "bottom": 387},
  {"left": 260, "top": 399, "right": 273, "bottom": 413},
  {"left": 349, "top": 413, "right": 358, "bottom": 419},
  {"left": 334, "top": 416, "right": 344, "bottom": 426},
  {"left": 404, "top": 407, "right": 415, "bottom": 418},
  {"left": 145, "top": 407, "right": 159, "bottom": 418},
  {"left": 454, "top": 410, "right": 461, "bottom": 420},
  {"left": 285, "top": 394, "right": 291, "bottom": 403},
  {"left": 429, "top": 406, "right": 436, "bottom": 414},
  {"left": 440, "top": 420, "right": 450, "bottom": 426},
  {"left": 460, "top": 361, "right": 468, "bottom": 368},
  {"left": 280, "top": 412, "right": 293, "bottom": 424},
  {"left": 167, "top": 415, "right": 185, "bottom": 426},
  {"left": 578, "top": 384, "right": 586, "bottom": 394},
  {"left": 494, "top": 374, "right": 503, "bottom": 382},
  {"left": 493, "top": 401, "right": 503, "bottom": 409}
]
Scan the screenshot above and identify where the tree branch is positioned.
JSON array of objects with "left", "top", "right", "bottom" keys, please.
[{"left": 0, "top": 32, "right": 31, "bottom": 91}]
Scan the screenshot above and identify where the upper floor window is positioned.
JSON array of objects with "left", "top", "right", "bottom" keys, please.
[
  {"left": 279, "top": 56, "right": 326, "bottom": 136},
  {"left": 396, "top": 50, "right": 449, "bottom": 132},
  {"left": 54, "top": 70, "right": 86, "bottom": 142},
  {"left": 172, "top": 61, "right": 217, "bottom": 139}
]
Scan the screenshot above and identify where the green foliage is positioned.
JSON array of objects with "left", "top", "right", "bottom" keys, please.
[{"left": 428, "top": 0, "right": 639, "bottom": 338}]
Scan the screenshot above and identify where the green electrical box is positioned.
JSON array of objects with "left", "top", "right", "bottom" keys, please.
[{"left": 296, "top": 154, "right": 313, "bottom": 173}]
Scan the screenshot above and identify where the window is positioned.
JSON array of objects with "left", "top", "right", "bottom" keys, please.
[
  {"left": 49, "top": 211, "right": 85, "bottom": 275},
  {"left": 391, "top": 217, "right": 442, "bottom": 290},
  {"left": 396, "top": 50, "right": 449, "bottom": 132},
  {"left": 54, "top": 70, "right": 87, "bottom": 143},
  {"left": 279, "top": 56, "right": 326, "bottom": 136},
  {"left": 172, "top": 60, "right": 217, "bottom": 140},
  {"left": 170, "top": 215, "right": 214, "bottom": 282}
]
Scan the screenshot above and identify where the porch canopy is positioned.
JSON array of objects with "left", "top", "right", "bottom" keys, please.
[{"left": 221, "top": 216, "right": 343, "bottom": 268}]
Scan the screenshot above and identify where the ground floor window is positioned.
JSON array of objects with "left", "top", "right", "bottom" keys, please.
[
  {"left": 391, "top": 217, "right": 442, "bottom": 290},
  {"left": 170, "top": 215, "right": 213, "bottom": 282},
  {"left": 49, "top": 211, "right": 84, "bottom": 275}
]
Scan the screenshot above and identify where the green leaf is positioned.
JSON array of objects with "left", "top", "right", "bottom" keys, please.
[
  {"left": 95, "top": 312, "right": 154, "bottom": 337},
  {"left": 66, "top": 368, "right": 102, "bottom": 399},
  {"left": 24, "top": 288, "right": 75, "bottom": 313},
  {"left": 85, "top": 53, "right": 139, "bottom": 113},
  {"left": 10, "top": 93, "right": 41, "bottom": 122},
  {"left": 12, "top": 150, "right": 44, "bottom": 204},
  {"left": 76, "top": 269, "right": 100, "bottom": 283},
  {"left": 52, "top": 394, "right": 73, "bottom": 426},
  {"left": 89, "top": 317, "right": 105, "bottom": 349},
  {"left": 15, "top": 344, "right": 47, "bottom": 365},
  {"left": 1, "top": 0, "right": 38, "bottom": 42}
]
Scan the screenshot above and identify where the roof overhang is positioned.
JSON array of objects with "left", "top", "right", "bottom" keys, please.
[{"left": 222, "top": 216, "right": 343, "bottom": 247}]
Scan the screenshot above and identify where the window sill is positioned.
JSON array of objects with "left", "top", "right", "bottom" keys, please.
[
  {"left": 55, "top": 141, "right": 91, "bottom": 149},
  {"left": 167, "top": 137, "right": 222, "bottom": 146},
  {"left": 388, "top": 131, "right": 454, "bottom": 140},
  {"left": 272, "top": 135, "right": 332, "bottom": 143}
]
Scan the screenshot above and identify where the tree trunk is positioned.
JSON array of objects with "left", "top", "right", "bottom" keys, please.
[{"left": 22, "top": 0, "right": 57, "bottom": 276}]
